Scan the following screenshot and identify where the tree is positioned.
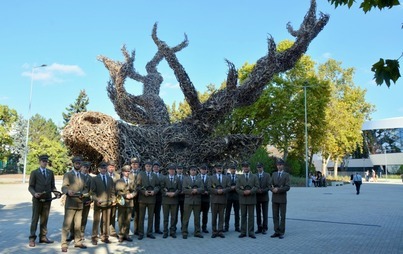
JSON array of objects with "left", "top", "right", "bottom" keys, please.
[
  {"left": 215, "top": 40, "right": 331, "bottom": 167},
  {"left": 9, "top": 115, "right": 27, "bottom": 166},
  {"left": 0, "top": 105, "right": 18, "bottom": 160},
  {"left": 317, "top": 59, "right": 375, "bottom": 176},
  {"left": 26, "top": 114, "right": 69, "bottom": 174},
  {"left": 62, "top": 89, "right": 89, "bottom": 127},
  {"left": 328, "top": 0, "right": 401, "bottom": 87}
]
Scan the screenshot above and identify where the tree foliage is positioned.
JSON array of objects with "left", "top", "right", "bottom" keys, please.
[
  {"left": 0, "top": 105, "right": 18, "bottom": 160},
  {"left": 26, "top": 114, "right": 69, "bottom": 175},
  {"left": 317, "top": 59, "right": 375, "bottom": 175},
  {"left": 62, "top": 89, "right": 89, "bottom": 127},
  {"left": 328, "top": 0, "right": 401, "bottom": 87}
]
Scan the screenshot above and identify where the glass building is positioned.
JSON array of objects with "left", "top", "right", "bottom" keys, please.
[{"left": 362, "top": 117, "right": 403, "bottom": 174}]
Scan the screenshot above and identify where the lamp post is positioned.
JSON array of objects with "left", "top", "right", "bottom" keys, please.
[
  {"left": 22, "top": 64, "right": 47, "bottom": 184},
  {"left": 304, "top": 85, "right": 309, "bottom": 187}
]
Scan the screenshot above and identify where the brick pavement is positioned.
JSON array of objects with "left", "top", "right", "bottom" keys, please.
[{"left": 0, "top": 176, "right": 402, "bottom": 254}]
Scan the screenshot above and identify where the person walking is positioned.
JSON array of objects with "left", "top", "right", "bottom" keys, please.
[
  {"left": 269, "top": 159, "right": 290, "bottom": 239},
  {"left": 353, "top": 172, "right": 363, "bottom": 195}
]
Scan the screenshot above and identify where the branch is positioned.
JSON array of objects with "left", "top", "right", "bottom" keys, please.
[
  {"left": 185, "top": 0, "right": 329, "bottom": 129},
  {"left": 151, "top": 23, "right": 202, "bottom": 114}
]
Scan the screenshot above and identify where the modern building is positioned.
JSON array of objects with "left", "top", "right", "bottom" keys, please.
[{"left": 326, "top": 117, "right": 403, "bottom": 176}]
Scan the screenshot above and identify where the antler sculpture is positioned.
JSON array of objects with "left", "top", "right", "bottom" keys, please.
[{"left": 63, "top": 0, "right": 329, "bottom": 167}]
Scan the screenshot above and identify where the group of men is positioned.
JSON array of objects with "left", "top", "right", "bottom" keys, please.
[{"left": 28, "top": 154, "right": 291, "bottom": 252}]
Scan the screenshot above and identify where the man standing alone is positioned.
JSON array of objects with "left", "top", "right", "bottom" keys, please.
[{"left": 353, "top": 172, "right": 363, "bottom": 195}]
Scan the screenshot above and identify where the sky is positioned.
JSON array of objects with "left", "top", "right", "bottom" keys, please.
[{"left": 0, "top": 0, "right": 402, "bottom": 127}]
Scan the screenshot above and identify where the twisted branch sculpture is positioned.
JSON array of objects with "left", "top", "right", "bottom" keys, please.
[{"left": 63, "top": 0, "right": 329, "bottom": 167}]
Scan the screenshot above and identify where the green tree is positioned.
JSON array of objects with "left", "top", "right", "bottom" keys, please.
[
  {"left": 26, "top": 114, "right": 69, "bottom": 174},
  {"left": 62, "top": 89, "right": 89, "bottom": 127},
  {"left": 9, "top": 115, "right": 27, "bottom": 166},
  {"left": 317, "top": 59, "right": 375, "bottom": 176},
  {"left": 328, "top": 0, "right": 401, "bottom": 87},
  {"left": 167, "top": 84, "right": 216, "bottom": 123},
  {"left": 216, "top": 40, "right": 331, "bottom": 167},
  {"left": 0, "top": 105, "right": 18, "bottom": 160}
]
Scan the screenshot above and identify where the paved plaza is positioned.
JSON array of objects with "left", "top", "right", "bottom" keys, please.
[{"left": 0, "top": 175, "right": 402, "bottom": 254}]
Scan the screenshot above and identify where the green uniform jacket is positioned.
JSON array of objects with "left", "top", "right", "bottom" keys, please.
[
  {"left": 137, "top": 171, "right": 160, "bottom": 204},
  {"left": 92, "top": 173, "right": 116, "bottom": 207},
  {"left": 62, "top": 170, "right": 88, "bottom": 209},
  {"left": 208, "top": 174, "right": 230, "bottom": 204},
  {"left": 161, "top": 175, "right": 180, "bottom": 205},
  {"left": 182, "top": 176, "right": 203, "bottom": 205},
  {"left": 269, "top": 171, "right": 290, "bottom": 204},
  {"left": 236, "top": 173, "right": 259, "bottom": 205},
  {"left": 115, "top": 177, "right": 137, "bottom": 208}
]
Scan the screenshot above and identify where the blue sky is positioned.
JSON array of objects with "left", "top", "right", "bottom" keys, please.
[{"left": 1, "top": 0, "right": 402, "bottom": 126}]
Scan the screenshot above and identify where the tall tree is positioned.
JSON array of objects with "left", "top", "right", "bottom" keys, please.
[
  {"left": 9, "top": 115, "right": 27, "bottom": 166},
  {"left": 215, "top": 40, "right": 331, "bottom": 165},
  {"left": 62, "top": 89, "right": 89, "bottom": 127},
  {"left": 328, "top": 0, "right": 401, "bottom": 87},
  {"left": 26, "top": 114, "right": 69, "bottom": 174},
  {"left": 318, "top": 59, "right": 375, "bottom": 175},
  {"left": 0, "top": 105, "right": 18, "bottom": 160}
]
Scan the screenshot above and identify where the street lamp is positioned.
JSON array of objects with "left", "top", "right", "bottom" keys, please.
[
  {"left": 22, "top": 64, "right": 47, "bottom": 184},
  {"left": 304, "top": 85, "right": 309, "bottom": 187}
]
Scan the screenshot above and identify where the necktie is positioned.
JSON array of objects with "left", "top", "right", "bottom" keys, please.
[
  {"left": 76, "top": 172, "right": 80, "bottom": 179},
  {"left": 232, "top": 175, "right": 235, "bottom": 184},
  {"left": 147, "top": 173, "right": 150, "bottom": 181},
  {"left": 125, "top": 178, "right": 128, "bottom": 185},
  {"left": 278, "top": 172, "right": 282, "bottom": 180},
  {"left": 42, "top": 170, "right": 46, "bottom": 178},
  {"left": 219, "top": 175, "right": 222, "bottom": 184},
  {"left": 170, "top": 177, "right": 173, "bottom": 183},
  {"left": 246, "top": 174, "right": 249, "bottom": 181},
  {"left": 102, "top": 175, "right": 107, "bottom": 188},
  {"left": 203, "top": 175, "right": 206, "bottom": 183},
  {"left": 192, "top": 176, "right": 195, "bottom": 183}
]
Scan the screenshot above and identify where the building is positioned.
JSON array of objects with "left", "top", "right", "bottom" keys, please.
[{"left": 326, "top": 117, "right": 403, "bottom": 176}]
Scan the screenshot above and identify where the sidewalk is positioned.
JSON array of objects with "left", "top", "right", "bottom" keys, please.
[{"left": 0, "top": 175, "right": 402, "bottom": 254}]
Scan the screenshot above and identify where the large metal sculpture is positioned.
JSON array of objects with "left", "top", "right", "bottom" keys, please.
[{"left": 63, "top": 0, "right": 329, "bottom": 167}]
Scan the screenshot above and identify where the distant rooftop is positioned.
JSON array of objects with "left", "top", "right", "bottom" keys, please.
[{"left": 362, "top": 117, "right": 403, "bottom": 130}]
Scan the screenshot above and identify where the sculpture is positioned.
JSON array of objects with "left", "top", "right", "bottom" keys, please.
[{"left": 63, "top": 0, "right": 329, "bottom": 167}]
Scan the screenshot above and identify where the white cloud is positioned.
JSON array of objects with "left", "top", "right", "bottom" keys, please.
[
  {"left": 21, "top": 63, "right": 85, "bottom": 83},
  {"left": 163, "top": 82, "right": 180, "bottom": 89},
  {"left": 322, "top": 52, "right": 332, "bottom": 59}
]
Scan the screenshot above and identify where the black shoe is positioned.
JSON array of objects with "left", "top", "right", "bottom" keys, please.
[
  {"left": 238, "top": 234, "right": 246, "bottom": 238},
  {"left": 255, "top": 229, "right": 262, "bottom": 234},
  {"left": 171, "top": 234, "right": 177, "bottom": 239},
  {"left": 155, "top": 230, "right": 163, "bottom": 234},
  {"left": 262, "top": 229, "right": 267, "bottom": 235},
  {"left": 279, "top": 235, "right": 284, "bottom": 239},
  {"left": 195, "top": 234, "right": 204, "bottom": 238},
  {"left": 218, "top": 233, "right": 225, "bottom": 238},
  {"left": 202, "top": 229, "right": 209, "bottom": 233},
  {"left": 74, "top": 244, "right": 87, "bottom": 249},
  {"left": 147, "top": 234, "right": 156, "bottom": 239},
  {"left": 235, "top": 228, "right": 241, "bottom": 232},
  {"left": 270, "top": 233, "right": 280, "bottom": 238},
  {"left": 138, "top": 235, "right": 144, "bottom": 240},
  {"left": 183, "top": 235, "right": 187, "bottom": 239},
  {"left": 134, "top": 231, "right": 139, "bottom": 236},
  {"left": 223, "top": 228, "right": 228, "bottom": 232},
  {"left": 125, "top": 237, "right": 133, "bottom": 242},
  {"left": 66, "top": 237, "right": 73, "bottom": 242},
  {"left": 211, "top": 234, "right": 217, "bottom": 238},
  {"left": 163, "top": 234, "right": 168, "bottom": 238},
  {"left": 39, "top": 238, "right": 54, "bottom": 244},
  {"left": 249, "top": 235, "right": 256, "bottom": 239}
]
